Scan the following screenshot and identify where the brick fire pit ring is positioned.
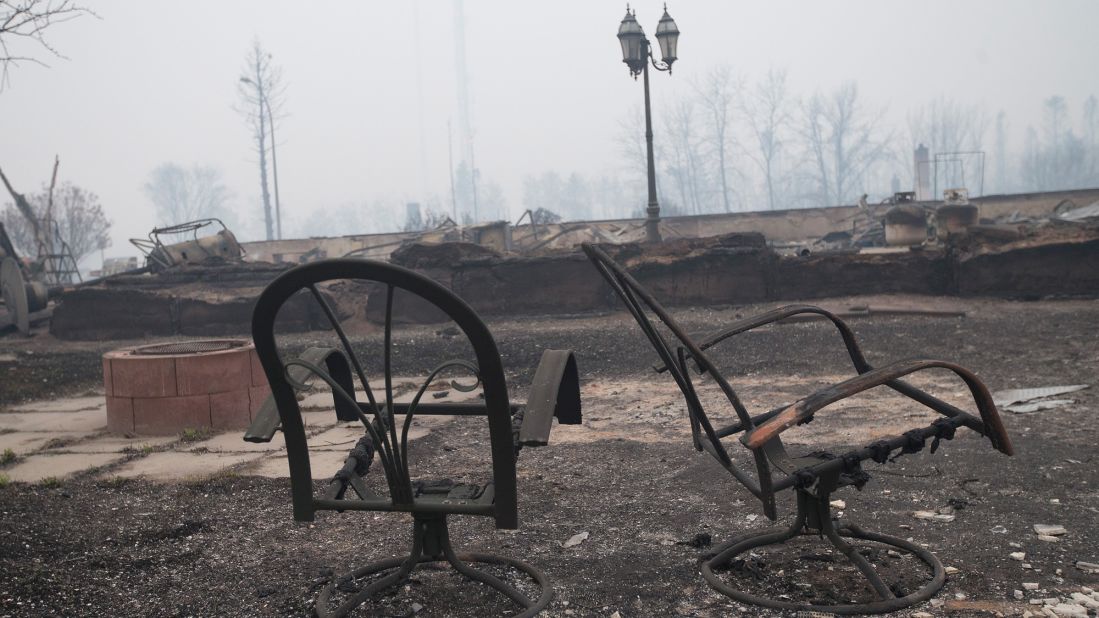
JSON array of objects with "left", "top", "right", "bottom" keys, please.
[{"left": 103, "top": 339, "right": 270, "bottom": 435}]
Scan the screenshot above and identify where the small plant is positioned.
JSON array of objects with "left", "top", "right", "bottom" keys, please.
[
  {"left": 1, "top": 448, "right": 15, "bottom": 465},
  {"left": 141, "top": 443, "right": 155, "bottom": 455},
  {"left": 98, "top": 476, "right": 129, "bottom": 489},
  {"left": 39, "top": 476, "right": 62, "bottom": 488},
  {"left": 0, "top": 474, "right": 10, "bottom": 488},
  {"left": 43, "top": 437, "right": 75, "bottom": 450},
  {"left": 180, "top": 427, "right": 211, "bottom": 443}
]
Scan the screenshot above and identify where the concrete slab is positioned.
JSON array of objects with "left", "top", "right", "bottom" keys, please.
[
  {"left": 308, "top": 425, "right": 369, "bottom": 451},
  {"left": 301, "top": 410, "right": 342, "bottom": 429},
  {"left": 9, "top": 396, "right": 106, "bottom": 413},
  {"left": 3, "top": 453, "right": 126, "bottom": 483},
  {"left": 296, "top": 381, "right": 423, "bottom": 410},
  {"left": 308, "top": 421, "right": 432, "bottom": 451},
  {"left": 61, "top": 434, "right": 177, "bottom": 454},
  {"left": 0, "top": 409, "right": 107, "bottom": 433},
  {"left": 0, "top": 431, "right": 85, "bottom": 456},
  {"left": 184, "top": 430, "right": 286, "bottom": 453},
  {"left": 245, "top": 449, "right": 355, "bottom": 480},
  {"left": 106, "top": 451, "right": 263, "bottom": 482},
  {"left": 297, "top": 391, "right": 336, "bottom": 411}
]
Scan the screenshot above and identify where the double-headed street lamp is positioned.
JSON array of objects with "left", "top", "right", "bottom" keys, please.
[{"left": 618, "top": 4, "right": 679, "bottom": 243}]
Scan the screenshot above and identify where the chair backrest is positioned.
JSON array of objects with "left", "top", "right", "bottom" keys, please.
[
  {"left": 582, "top": 243, "right": 777, "bottom": 515},
  {"left": 251, "top": 258, "right": 518, "bottom": 529}
]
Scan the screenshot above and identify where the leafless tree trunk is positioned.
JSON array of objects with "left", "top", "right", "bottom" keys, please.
[
  {"left": 993, "top": 110, "right": 1009, "bottom": 194},
  {"left": 143, "top": 163, "right": 232, "bottom": 225},
  {"left": 800, "top": 82, "right": 890, "bottom": 207},
  {"left": 1084, "top": 95, "right": 1098, "bottom": 182},
  {"left": 907, "top": 97, "right": 988, "bottom": 156},
  {"left": 236, "top": 40, "right": 284, "bottom": 241},
  {"left": 661, "top": 98, "right": 709, "bottom": 215},
  {"left": 906, "top": 97, "right": 988, "bottom": 191},
  {"left": 0, "top": 176, "right": 110, "bottom": 266},
  {"left": 693, "top": 65, "right": 737, "bottom": 212},
  {"left": 743, "top": 69, "right": 793, "bottom": 210},
  {"left": 0, "top": 0, "right": 94, "bottom": 90},
  {"left": 615, "top": 103, "right": 655, "bottom": 211}
]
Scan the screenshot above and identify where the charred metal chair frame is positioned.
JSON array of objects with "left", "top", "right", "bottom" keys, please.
[
  {"left": 582, "top": 243, "right": 1013, "bottom": 615},
  {"left": 245, "top": 258, "right": 580, "bottom": 618}
]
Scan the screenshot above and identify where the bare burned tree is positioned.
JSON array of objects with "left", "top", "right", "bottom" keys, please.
[
  {"left": 0, "top": 179, "right": 110, "bottom": 266},
  {"left": 614, "top": 103, "right": 649, "bottom": 197},
  {"left": 993, "top": 110, "right": 1010, "bottom": 194},
  {"left": 743, "top": 68, "right": 793, "bottom": 210},
  {"left": 1021, "top": 95, "right": 1090, "bottom": 191},
  {"left": 0, "top": 0, "right": 94, "bottom": 90},
  {"left": 907, "top": 97, "right": 988, "bottom": 156},
  {"left": 661, "top": 97, "right": 708, "bottom": 215},
  {"left": 693, "top": 64, "right": 738, "bottom": 212},
  {"left": 143, "top": 163, "right": 232, "bottom": 226},
  {"left": 1085, "top": 95, "right": 1099, "bottom": 182},
  {"left": 801, "top": 82, "right": 890, "bottom": 207},
  {"left": 236, "top": 40, "right": 284, "bottom": 241}
]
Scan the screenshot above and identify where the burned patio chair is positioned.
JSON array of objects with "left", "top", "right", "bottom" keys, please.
[
  {"left": 581, "top": 243, "right": 1013, "bottom": 615},
  {"left": 244, "top": 258, "right": 581, "bottom": 618}
]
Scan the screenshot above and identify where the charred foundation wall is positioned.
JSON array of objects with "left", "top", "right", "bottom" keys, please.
[{"left": 51, "top": 230, "right": 1099, "bottom": 339}]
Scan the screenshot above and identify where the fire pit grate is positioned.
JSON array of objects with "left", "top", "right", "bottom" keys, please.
[{"left": 133, "top": 340, "right": 247, "bottom": 356}]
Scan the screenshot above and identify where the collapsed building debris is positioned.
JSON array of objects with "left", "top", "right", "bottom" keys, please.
[
  {"left": 0, "top": 163, "right": 87, "bottom": 335},
  {"left": 130, "top": 218, "right": 244, "bottom": 271},
  {"left": 38, "top": 187, "right": 1099, "bottom": 339},
  {"left": 49, "top": 260, "right": 307, "bottom": 340}
]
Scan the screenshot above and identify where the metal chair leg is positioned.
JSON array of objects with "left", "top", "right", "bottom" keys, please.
[
  {"left": 315, "top": 515, "right": 552, "bottom": 618},
  {"left": 701, "top": 491, "right": 946, "bottom": 615}
]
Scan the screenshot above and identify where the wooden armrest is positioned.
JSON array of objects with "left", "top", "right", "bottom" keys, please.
[
  {"left": 741, "top": 358, "right": 1012, "bottom": 455},
  {"left": 516, "top": 350, "right": 582, "bottom": 447}
]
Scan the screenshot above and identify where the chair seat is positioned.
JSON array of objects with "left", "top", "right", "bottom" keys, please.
[
  {"left": 764, "top": 447, "right": 870, "bottom": 491},
  {"left": 411, "top": 479, "right": 495, "bottom": 509}
]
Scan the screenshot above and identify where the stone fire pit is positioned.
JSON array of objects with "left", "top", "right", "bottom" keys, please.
[{"left": 103, "top": 339, "right": 270, "bottom": 435}]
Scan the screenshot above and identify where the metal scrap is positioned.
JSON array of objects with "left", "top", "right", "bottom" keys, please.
[{"left": 992, "top": 385, "right": 1089, "bottom": 412}]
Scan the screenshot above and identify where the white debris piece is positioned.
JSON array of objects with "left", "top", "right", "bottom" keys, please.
[
  {"left": 993, "top": 385, "right": 1089, "bottom": 408},
  {"left": 1006, "top": 399, "right": 1077, "bottom": 414},
  {"left": 1011, "top": 552, "right": 1027, "bottom": 561},
  {"left": 1033, "top": 524, "right": 1067, "bottom": 536},
  {"left": 1075, "top": 561, "right": 1099, "bottom": 574},
  {"left": 563, "top": 531, "right": 589, "bottom": 548},
  {"left": 1048, "top": 603, "right": 1087, "bottom": 617},
  {"left": 913, "top": 510, "right": 955, "bottom": 523},
  {"left": 1070, "top": 592, "right": 1099, "bottom": 609}
]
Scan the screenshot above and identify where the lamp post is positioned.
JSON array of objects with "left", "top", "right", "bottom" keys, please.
[
  {"left": 240, "top": 76, "right": 282, "bottom": 240},
  {"left": 618, "top": 4, "right": 679, "bottom": 243}
]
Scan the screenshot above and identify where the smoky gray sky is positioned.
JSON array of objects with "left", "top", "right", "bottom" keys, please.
[{"left": 3, "top": 0, "right": 1098, "bottom": 266}]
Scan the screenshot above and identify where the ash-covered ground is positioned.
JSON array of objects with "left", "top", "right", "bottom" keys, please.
[{"left": 1, "top": 295, "right": 1097, "bottom": 617}]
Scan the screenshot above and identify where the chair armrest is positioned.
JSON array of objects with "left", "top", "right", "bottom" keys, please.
[
  {"left": 515, "top": 350, "right": 582, "bottom": 448},
  {"left": 243, "top": 395, "right": 282, "bottom": 443},
  {"left": 741, "top": 358, "right": 1012, "bottom": 455},
  {"left": 655, "top": 304, "right": 871, "bottom": 374},
  {"left": 243, "top": 346, "right": 357, "bottom": 443}
]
